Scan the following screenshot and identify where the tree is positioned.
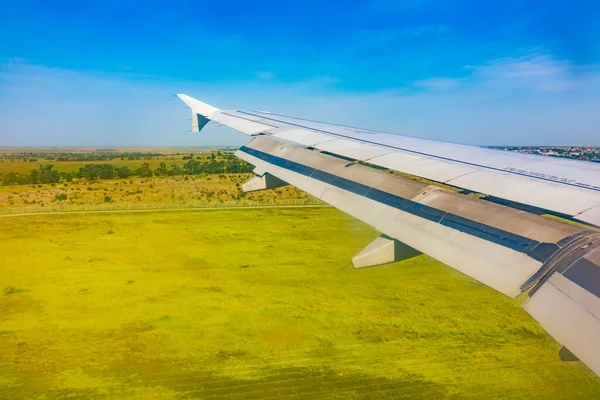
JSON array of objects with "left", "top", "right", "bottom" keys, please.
[
  {"left": 60, "top": 172, "right": 74, "bottom": 182},
  {"left": 169, "top": 163, "right": 183, "bottom": 176},
  {"left": 97, "top": 164, "right": 115, "bottom": 180},
  {"left": 77, "top": 164, "right": 99, "bottom": 180},
  {"left": 37, "top": 164, "right": 60, "bottom": 184},
  {"left": 183, "top": 159, "right": 201, "bottom": 175},
  {"left": 29, "top": 169, "right": 40, "bottom": 184},
  {"left": 135, "top": 163, "right": 153, "bottom": 177},
  {"left": 116, "top": 166, "right": 131, "bottom": 178},
  {"left": 154, "top": 162, "right": 169, "bottom": 176},
  {"left": 1, "top": 172, "right": 27, "bottom": 185}
]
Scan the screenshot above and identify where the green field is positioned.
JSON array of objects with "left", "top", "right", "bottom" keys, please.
[{"left": 1, "top": 208, "right": 599, "bottom": 399}]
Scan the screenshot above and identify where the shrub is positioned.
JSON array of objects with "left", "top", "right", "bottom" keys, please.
[
  {"left": 55, "top": 193, "right": 67, "bottom": 201},
  {"left": 104, "top": 195, "right": 112, "bottom": 203},
  {"left": 4, "top": 286, "right": 26, "bottom": 296}
]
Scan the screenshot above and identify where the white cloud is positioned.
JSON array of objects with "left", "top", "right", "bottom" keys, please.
[
  {"left": 415, "top": 52, "right": 600, "bottom": 95},
  {"left": 468, "top": 54, "right": 584, "bottom": 93}
]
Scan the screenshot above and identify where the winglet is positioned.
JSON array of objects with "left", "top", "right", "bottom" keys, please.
[{"left": 177, "top": 94, "right": 221, "bottom": 132}]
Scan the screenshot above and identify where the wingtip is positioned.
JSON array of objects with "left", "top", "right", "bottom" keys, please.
[{"left": 176, "top": 94, "right": 220, "bottom": 117}]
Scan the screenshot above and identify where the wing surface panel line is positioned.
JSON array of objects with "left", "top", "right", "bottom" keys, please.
[
  {"left": 444, "top": 170, "right": 480, "bottom": 184},
  {"left": 575, "top": 203, "right": 600, "bottom": 218},
  {"left": 362, "top": 149, "right": 397, "bottom": 161}
]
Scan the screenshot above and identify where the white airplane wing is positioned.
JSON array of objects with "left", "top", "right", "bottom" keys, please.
[
  {"left": 177, "top": 94, "right": 600, "bottom": 227},
  {"left": 177, "top": 94, "right": 600, "bottom": 377}
]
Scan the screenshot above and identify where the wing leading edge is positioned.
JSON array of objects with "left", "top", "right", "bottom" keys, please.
[{"left": 176, "top": 94, "right": 600, "bottom": 377}]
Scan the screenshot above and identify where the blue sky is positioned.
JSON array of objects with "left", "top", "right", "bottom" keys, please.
[{"left": 1, "top": 0, "right": 599, "bottom": 147}]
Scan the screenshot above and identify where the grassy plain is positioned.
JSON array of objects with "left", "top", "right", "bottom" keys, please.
[
  {"left": 0, "top": 175, "right": 312, "bottom": 211},
  {"left": 1, "top": 208, "right": 600, "bottom": 399}
]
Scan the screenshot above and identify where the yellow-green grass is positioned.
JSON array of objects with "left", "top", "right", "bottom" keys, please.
[
  {"left": 0, "top": 175, "right": 311, "bottom": 211},
  {"left": 1, "top": 208, "right": 599, "bottom": 399}
]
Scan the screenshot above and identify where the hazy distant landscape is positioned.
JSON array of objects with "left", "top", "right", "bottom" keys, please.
[
  {"left": 1, "top": 144, "right": 598, "bottom": 218},
  {"left": 2, "top": 145, "right": 597, "bottom": 213}
]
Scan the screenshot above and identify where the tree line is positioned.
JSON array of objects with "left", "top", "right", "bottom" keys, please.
[
  {"left": 0, "top": 151, "right": 213, "bottom": 162},
  {"left": 0, "top": 157, "right": 253, "bottom": 186}
]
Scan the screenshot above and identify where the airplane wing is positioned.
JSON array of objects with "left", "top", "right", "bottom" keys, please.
[{"left": 177, "top": 94, "right": 600, "bottom": 377}]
